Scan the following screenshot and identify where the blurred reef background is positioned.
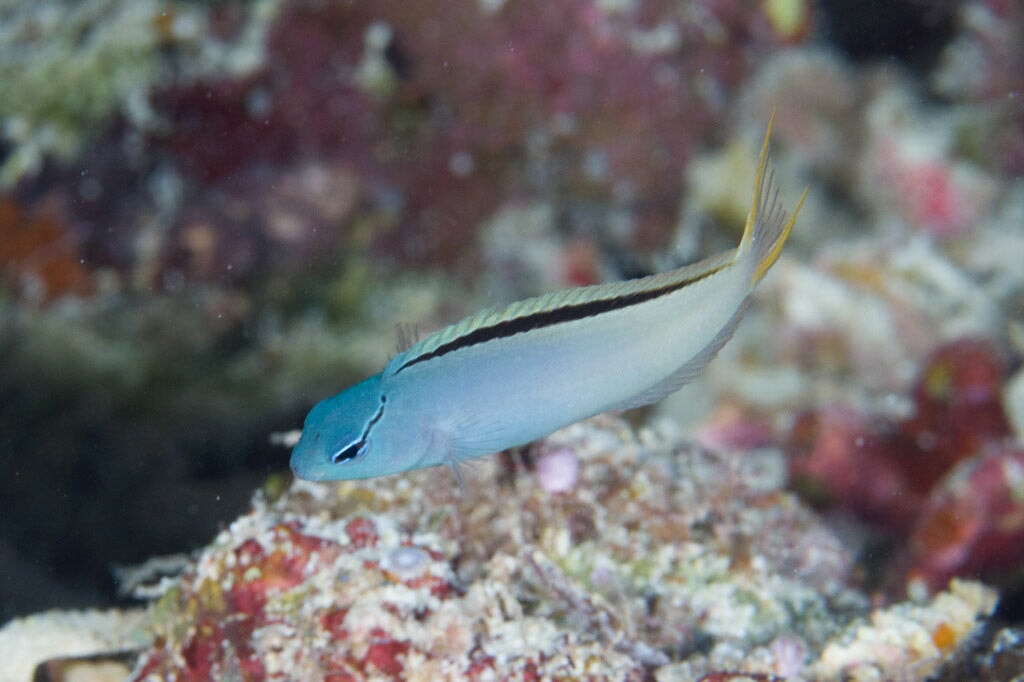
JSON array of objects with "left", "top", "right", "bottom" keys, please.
[{"left": 1, "top": 0, "right": 1024, "bottom": 679}]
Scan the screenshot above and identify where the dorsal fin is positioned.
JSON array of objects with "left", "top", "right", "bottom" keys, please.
[
  {"left": 385, "top": 249, "right": 736, "bottom": 375},
  {"left": 386, "top": 112, "right": 805, "bottom": 377},
  {"left": 395, "top": 323, "right": 419, "bottom": 353}
]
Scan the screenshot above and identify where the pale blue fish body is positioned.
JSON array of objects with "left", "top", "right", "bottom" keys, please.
[{"left": 292, "top": 115, "right": 807, "bottom": 481}]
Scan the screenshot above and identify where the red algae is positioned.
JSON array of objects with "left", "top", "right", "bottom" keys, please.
[
  {"left": 344, "top": 517, "right": 380, "bottom": 549},
  {"left": 133, "top": 0, "right": 798, "bottom": 281},
  {"left": 0, "top": 196, "right": 93, "bottom": 305},
  {"left": 361, "top": 638, "right": 409, "bottom": 678},
  {"left": 33, "top": 0, "right": 682, "bottom": 288},
  {"left": 134, "top": 521, "right": 346, "bottom": 681},
  {"left": 901, "top": 338, "right": 1012, "bottom": 491},
  {"left": 789, "top": 406, "right": 924, "bottom": 530},
  {"left": 903, "top": 443, "right": 1024, "bottom": 592},
  {"left": 788, "top": 337, "right": 1019, "bottom": 590},
  {"left": 123, "top": 417, "right": 870, "bottom": 680}
]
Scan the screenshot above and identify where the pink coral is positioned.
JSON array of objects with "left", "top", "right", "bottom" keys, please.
[{"left": 871, "top": 130, "right": 994, "bottom": 237}]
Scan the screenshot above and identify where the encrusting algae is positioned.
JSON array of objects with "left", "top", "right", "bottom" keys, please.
[{"left": 114, "top": 416, "right": 995, "bottom": 681}]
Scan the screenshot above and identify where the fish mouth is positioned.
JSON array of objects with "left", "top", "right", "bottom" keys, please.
[{"left": 289, "top": 437, "right": 330, "bottom": 481}]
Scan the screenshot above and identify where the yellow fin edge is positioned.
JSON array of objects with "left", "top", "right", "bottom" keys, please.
[
  {"left": 742, "top": 107, "right": 809, "bottom": 284},
  {"left": 753, "top": 185, "right": 807, "bottom": 283}
]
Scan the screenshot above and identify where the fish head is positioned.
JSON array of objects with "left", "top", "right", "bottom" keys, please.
[{"left": 290, "top": 374, "right": 401, "bottom": 481}]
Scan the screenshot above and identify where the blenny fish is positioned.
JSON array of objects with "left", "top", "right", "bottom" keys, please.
[{"left": 291, "top": 115, "right": 807, "bottom": 481}]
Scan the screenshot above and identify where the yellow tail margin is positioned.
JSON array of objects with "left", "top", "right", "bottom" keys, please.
[{"left": 740, "top": 108, "right": 809, "bottom": 285}]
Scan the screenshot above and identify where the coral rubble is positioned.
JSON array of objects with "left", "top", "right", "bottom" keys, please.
[
  {"left": 0, "top": 608, "right": 148, "bottom": 682},
  {"left": 121, "top": 417, "right": 995, "bottom": 681}
]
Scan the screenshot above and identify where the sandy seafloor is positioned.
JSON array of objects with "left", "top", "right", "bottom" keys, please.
[{"left": 1, "top": 0, "right": 1023, "bottom": 680}]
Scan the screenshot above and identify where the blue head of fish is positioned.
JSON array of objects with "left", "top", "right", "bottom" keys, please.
[{"left": 291, "top": 375, "right": 389, "bottom": 481}]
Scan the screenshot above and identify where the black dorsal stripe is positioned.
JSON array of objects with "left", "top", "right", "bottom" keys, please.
[{"left": 395, "top": 262, "right": 728, "bottom": 373}]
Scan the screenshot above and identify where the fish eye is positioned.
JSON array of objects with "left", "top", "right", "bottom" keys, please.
[
  {"left": 332, "top": 439, "right": 367, "bottom": 464},
  {"left": 330, "top": 395, "right": 386, "bottom": 464}
]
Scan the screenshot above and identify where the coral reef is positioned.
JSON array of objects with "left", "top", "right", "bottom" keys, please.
[
  {"left": 674, "top": 38, "right": 1024, "bottom": 601},
  {"left": 124, "top": 417, "right": 994, "bottom": 681},
  {"left": 700, "top": 237, "right": 1024, "bottom": 594},
  {"left": 2, "top": 2, "right": 1024, "bottom": 680},
  {"left": 0, "top": 0, "right": 279, "bottom": 187},
  {"left": 2, "top": 0, "right": 798, "bottom": 295}
]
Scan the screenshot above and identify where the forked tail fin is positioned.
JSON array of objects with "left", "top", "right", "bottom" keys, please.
[{"left": 739, "top": 109, "right": 808, "bottom": 285}]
